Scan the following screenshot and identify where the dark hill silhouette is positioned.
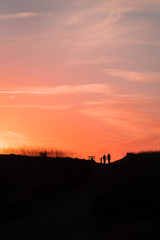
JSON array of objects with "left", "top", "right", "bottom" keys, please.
[
  {"left": 0, "top": 155, "right": 92, "bottom": 221},
  {"left": 92, "top": 151, "right": 160, "bottom": 239},
  {"left": 0, "top": 152, "right": 160, "bottom": 239}
]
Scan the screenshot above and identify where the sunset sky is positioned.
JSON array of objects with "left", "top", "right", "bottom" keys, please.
[{"left": 0, "top": 0, "right": 160, "bottom": 161}]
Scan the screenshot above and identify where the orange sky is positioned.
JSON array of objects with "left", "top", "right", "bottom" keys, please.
[{"left": 0, "top": 0, "right": 160, "bottom": 161}]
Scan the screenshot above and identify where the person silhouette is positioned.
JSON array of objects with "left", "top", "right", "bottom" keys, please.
[
  {"left": 107, "top": 153, "right": 111, "bottom": 164},
  {"left": 103, "top": 154, "right": 106, "bottom": 164}
]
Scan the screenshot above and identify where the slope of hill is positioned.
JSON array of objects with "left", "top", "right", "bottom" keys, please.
[{"left": 92, "top": 151, "right": 160, "bottom": 239}]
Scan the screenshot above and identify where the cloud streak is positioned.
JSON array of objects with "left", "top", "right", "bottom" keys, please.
[
  {"left": 0, "top": 84, "right": 110, "bottom": 95},
  {"left": 0, "top": 12, "right": 39, "bottom": 20},
  {"left": 103, "top": 69, "right": 160, "bottom": 82},
  {"left": 0, "top": 131, "right": 24, "bottom": 139},
  {"left": 0, "top": 105, "right": 73, "bottom": 110}
]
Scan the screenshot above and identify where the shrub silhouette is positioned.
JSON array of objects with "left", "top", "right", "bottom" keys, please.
[{"left": 39, "top": 151, "right": 48, "bottom": 158}]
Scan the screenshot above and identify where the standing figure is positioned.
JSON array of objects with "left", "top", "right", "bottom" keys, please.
[
  {"left": 103, "top": 154, "right": 106, "bottom": 164},
  {"left": 107, "top": 153, "right": 111, "bottom": 164}
]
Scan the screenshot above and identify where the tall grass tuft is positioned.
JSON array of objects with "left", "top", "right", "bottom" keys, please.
[{"left": 0, "top": 146, "right": 75, "bottom": 158}]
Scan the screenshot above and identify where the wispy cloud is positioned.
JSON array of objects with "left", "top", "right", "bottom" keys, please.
[
  {"left": 65, "top": 57, "right": 118, "bottom": 66},
  {"left": 53, "top": 0, "right": 160, "bottom": 70},
  {"left": 79, "top": 92, "right": 160, "bottom": 145},
  {"left": 0, "top": 131, "right": 27, "bottom": 146},
  {"left": 0, "top": 131, "right": 24, "bottom": 139},
  {"left": 64, "top": 6, "right": 126, "bottom": 26},
  {"left": 0, "top": 84, "right": 110, "bottom": 95},
  {"left": 103, "top": 69, "right": 160, "bottom": 82},
  {"left": 79, "top": 106, "right": 159, "bottom": 142},
  {"left": 0, "top": 105, "right": 73, "bottom": 110},
  {"left": 82, "top": 101, "right": 104, "bottom": 106},
  {"left": 0, "top": 12, "right": 39, "bottom": 20}
]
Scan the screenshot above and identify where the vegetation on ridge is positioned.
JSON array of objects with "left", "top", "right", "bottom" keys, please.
[{"left": 0, "top": 146, "right": 75, "bottom": 158}]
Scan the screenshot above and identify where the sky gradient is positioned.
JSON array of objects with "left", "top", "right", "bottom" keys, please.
[{"left": 0, "top": 0, "right": 160, "bottom": 160}]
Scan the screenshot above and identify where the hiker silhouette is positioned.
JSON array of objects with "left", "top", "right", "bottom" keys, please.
[
  {"left": 103, "top": 154, "right": 106, "bottom": 164},
  {"left": 107, "top": 153, "right": 111, "bottom": 164}
]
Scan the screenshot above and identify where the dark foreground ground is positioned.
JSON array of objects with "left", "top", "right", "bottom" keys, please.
[{"left": 0, "top": 152, "right": 160, "bottom": 239}]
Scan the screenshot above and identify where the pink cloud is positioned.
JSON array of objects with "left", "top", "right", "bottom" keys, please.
[
  {"left": 79, "top": 93, "right": 160, "bottom": 146},
  {"left": 0, "top": 12, "right": 39, "bottom": 20},
  {"left": 103, "top": 69, "right": 160, "bottom": 82},
  {"left": 0, "top": 84, "right": 110, "bottom": 95},
  {"left": 0, "top": 104, "right": 74, "bottom": 110}
]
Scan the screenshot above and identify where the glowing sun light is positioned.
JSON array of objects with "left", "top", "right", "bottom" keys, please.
[{"left": 0, "top": 140, "right": 8, "bottom": 149}]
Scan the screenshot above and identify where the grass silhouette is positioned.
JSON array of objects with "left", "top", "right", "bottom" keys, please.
[{"left": 0, "top": 146, "right": 75, "bottom": 158}]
